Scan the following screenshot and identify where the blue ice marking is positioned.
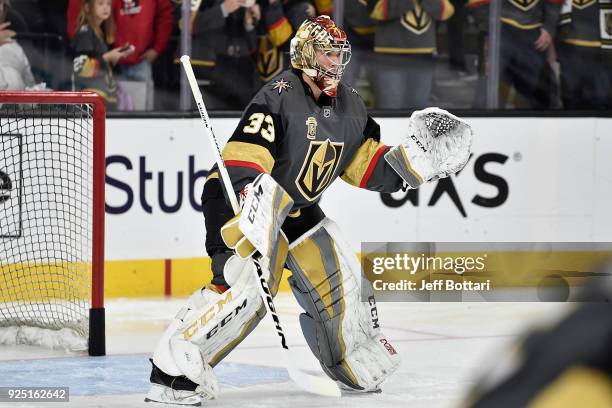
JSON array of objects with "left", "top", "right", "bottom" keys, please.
[{"left": 0, "top": 354, "right": 289, "bottom": 395}]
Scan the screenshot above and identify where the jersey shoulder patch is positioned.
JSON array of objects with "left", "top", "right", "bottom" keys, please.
[
  {"left": 263, "top": 70, "right": 299, "bottom": 97},
  {"left": 270, "top": 78, "right": 293, "bottom": 95},
  {"left": 255, "top": 70, "right": 301, "bottom": 113}
]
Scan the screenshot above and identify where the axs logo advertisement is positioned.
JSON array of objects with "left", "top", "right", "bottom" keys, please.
[{"left": 380, "top": 152, "right": 511, "bottom": 217}]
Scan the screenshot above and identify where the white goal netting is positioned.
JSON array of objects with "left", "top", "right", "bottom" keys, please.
[{"left": 0, "top": 101, "right": 95, "bottom": 349}]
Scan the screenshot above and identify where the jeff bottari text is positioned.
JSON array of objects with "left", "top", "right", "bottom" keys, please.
[{"left": 373, "top": 279, "right": 491, "bottom": 291}]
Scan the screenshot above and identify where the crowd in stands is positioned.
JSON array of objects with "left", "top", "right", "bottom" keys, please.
[{"left": 0, "top": 0, "right": 610, "bottom": 111}]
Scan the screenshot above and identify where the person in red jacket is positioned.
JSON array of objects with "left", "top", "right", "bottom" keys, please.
[{"left": 67, "top": 0, "right": 173, "bottom": 110}]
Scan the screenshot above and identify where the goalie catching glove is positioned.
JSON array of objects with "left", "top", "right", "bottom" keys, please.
[{"left": 385, "top": 107, "right": 473, "bottom": 188}]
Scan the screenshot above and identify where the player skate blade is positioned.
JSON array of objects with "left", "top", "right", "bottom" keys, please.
[
  {"left": 340, "top": 387, "right": 382, "bottom": 396},
  {"left": 144, "top": 397, "right": 201, "bottom": 407},
  {"left": 144, "top": 384, "right": 203, "bottom": 406}
]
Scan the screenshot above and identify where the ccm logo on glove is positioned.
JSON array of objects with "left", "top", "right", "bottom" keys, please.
[{"left": 411, "top": 134, "right": 427, "bottom": 153}]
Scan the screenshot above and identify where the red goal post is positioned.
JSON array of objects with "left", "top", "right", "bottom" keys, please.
[{"left": 0, "top": 91, "right": 105, "bottom": 356}]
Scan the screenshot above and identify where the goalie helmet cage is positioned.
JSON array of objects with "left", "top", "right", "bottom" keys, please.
[{"left": 0, "top": 91, "right": 105, "bottom": 356}]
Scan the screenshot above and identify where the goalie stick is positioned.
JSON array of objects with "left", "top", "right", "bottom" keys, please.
[{"left": 180, "top": 55, "right": 341, "bottom": 398}]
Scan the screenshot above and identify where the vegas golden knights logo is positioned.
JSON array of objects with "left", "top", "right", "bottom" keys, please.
[
  {"left": 401, "top": 1, "right": 431, "bottom": 35},
  {"left": 572, "top": 0, "right": 595, "bottom": 10},
  {"left": 509, "top": 0, "right": 540, "bottom": 12},
  {"left": 295, "top": 139, "right": 344, "bottom": 201},
  {"left": 257, "top": 37, "right": 283, "bottom": 82}
]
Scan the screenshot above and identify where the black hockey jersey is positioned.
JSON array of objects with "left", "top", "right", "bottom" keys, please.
[
  {"left": 559, "top": 0, "right": 608, "bottom": 47},
  {"left": 210, "top": 69, "right": 403, "bottom": 210},
  {"left": 72, "top": 25, "right": 118, "bottom": 107}
]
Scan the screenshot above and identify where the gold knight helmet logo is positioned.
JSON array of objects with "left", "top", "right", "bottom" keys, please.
[{"left": 295, "top": 139, "right": 343, "bottom": 201}]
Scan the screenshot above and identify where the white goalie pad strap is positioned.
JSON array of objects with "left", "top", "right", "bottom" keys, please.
[
  {"left": 385, "top": 107, "right": 473, "bottom": 188},
  {"left": 152, "top": 257, "right": 263, "bottom": 384},
  {"left": 239, "top": 173, "right": 294, "bottom": 259},
  {"left": 168, "top": 339, "right": 219, "bottom": 399}
]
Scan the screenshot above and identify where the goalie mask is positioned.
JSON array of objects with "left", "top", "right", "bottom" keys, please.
[{"left": 290, "top": 15, "right": 351, "bottom": 97}]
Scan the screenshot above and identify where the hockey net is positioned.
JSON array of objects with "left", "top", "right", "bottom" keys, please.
[{"left": 0, "top": 91, "right": 105, "bottom": 356}]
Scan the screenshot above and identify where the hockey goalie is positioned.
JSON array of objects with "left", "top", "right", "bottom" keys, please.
[{"left": 146, "top": 15, "right": 473, "bottom": 405}]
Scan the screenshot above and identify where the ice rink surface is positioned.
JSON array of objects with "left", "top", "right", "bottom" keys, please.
[{"left": 0, "top": 295, "right": 568, "bottom": 408}]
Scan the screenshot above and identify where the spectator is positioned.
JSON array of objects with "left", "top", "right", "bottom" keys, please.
[
  {"left": 9, "top": 0, "right": 68, "bottom": 34},
  {"left": 470, "top": 0, "right": 563, "bottom": 109},
  {"left": 254, "top": 0, "right": 316, "bottom": 83},
  {"left": 556, "top": 0, "right": 610, "bottom": 110},
  {"left": 185, "top": 0, "right": 261, "bottom": 110},
  {"left": 41, "top": 0, "right": 70, "bottom": 36},
  {"left": 114, "top": 0, "right": 172, "bottom": 110},
  {"left": 0, "top": 0, "right": 36, "bottom": 90},
  {"left": 501, "top": 0, "right": 562, "bottom": 109},
  {"left": 368, "top": 0, "right": 455, "bottom": 109},
  {"left": 72, "top": 0, "right": 134, "bottom": 109},
  {"left": 68, "top": 0, "right": 173, "bottom": 110},
  {"left": 342, "top": 0, "right": 376, "bottom": 94},
  {"left": 6, "top": 1, "right": 72, "bottom": 90},
  {"left": 7, "top": 0, "right": 40, "bottom": 32},
  {"left": 466, "top": 0, "right": 489, "bottom": 108},
  {"left": 160, "top": 0, "right": 300, "bottom": 110},
  {"left": 1, "top": 0, "right": 27, "bottom": 33},
  {"left": 446, "top": 0, "right": 467, "bottom": 72},
  {"left": 145, "top": 0, "right": 183, "bottom": 111}
]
